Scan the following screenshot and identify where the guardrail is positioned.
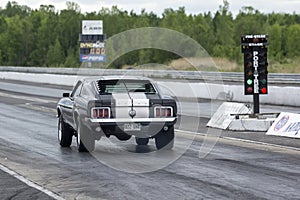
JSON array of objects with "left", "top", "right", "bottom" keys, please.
[
  {"left": 0, "top": 66, "right": 300, "bottom": 107},
  {"left": 0, "top": 66, "right": 299, "bottom": 86}
]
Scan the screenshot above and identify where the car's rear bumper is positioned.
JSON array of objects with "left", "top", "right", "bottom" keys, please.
[
  {"left": 86, "top": 117, "right": 177, "bottom": 123},
  {"left": 84, "top": 117, "right": 177, "bottom": 138}
]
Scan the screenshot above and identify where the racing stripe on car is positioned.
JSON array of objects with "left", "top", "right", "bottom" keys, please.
[{"left": 112, "top": 93, "right": 149, "bottom": 118}]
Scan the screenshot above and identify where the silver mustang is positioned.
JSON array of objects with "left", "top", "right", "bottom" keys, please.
[{"left": 57, "top": 76, "right": 177, "bottom": 152}]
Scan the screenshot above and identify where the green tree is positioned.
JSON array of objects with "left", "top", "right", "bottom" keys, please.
[
  {"left": 0, "top": 16, "right": 7, "bottom": 64},
  {"left": 0, "top": 0, "right": 299, "bottom": 69},
  {"left": 191, "top": 13, "right": 212, "bottom": 53},
  {"left": 64, "top": 48, "right": 79, "bottom": 67},
  {"left": 2, "top": 15, "right": 27, "bottom": 65},
  {"left": 0, "top": 1, "right": 31, "bottom": 17},
  {"left": 161, "top": 7, "right": 191, "bottom": 33},
  {"left": 285, "top": 24, "right": 300, "bottom": 57},
  {"left": 57, "top": 2, "right": 81, "bottom": 57},
  {"left": 268, "top": 23, "right": 282, "bottom": 58},
  {"left": 234, "top": 7, "right": 268, "bottom": 42},
  {"left": 28, "top": 5, "right": 58, "bottom": 66},
  {"left": 212, "top": 0, "right": 234, "bottom": 58},
  {"left": 46, "top": 39, "right": 64, "bottom": 67}
]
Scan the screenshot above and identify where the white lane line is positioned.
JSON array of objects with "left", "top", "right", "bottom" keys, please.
[
  {"left": 18, "top": 103, "right": 57, "bottom": 113},
  {"left": 222, "top": 136, "right": 300, "bottom": 152},
  {"left": 175, "top": 129, "right": 206, "bottom": 136},
  {"left": 0, "top": 164, "right": 65, "bottom": 200},
  {"left": 0, "top": 91, "right": 57, "bottom": 103},
  {"left": 176, "top": 129, "right": 300, "bottom": 151}
]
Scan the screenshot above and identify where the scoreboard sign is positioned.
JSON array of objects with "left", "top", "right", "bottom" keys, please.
[{"left": 80, "top": 20, "right": 106, "bottom": 62}]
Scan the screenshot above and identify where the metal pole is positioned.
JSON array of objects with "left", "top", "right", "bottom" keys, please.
[{"left": 253, "top": 93, "right": 260, "bottom": 114}]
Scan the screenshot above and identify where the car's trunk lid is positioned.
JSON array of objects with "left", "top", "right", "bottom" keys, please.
[{"left": 112, "top": 93, "right": 149, "bottom": 118}]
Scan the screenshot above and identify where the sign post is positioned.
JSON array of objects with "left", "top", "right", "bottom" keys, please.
[
  {"left": 241, "top": 34, "right": 269, "bottom": 114},
  {"left": 253, "top": 93, "right": 260, "bottom": 114}
]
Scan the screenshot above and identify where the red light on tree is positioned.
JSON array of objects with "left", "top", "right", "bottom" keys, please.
[
  {"left": 261, "top": 87, "right": 267, "bottom": 94},
  {"left": 253, "top": 38, "right": 259, "bottom": 43},
  {"left": 247, "top": 87, "right": 253, "bottom": 94}
]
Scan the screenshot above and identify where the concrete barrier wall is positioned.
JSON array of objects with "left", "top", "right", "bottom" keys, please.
[
  {"left": 0, "top": 66, "right": 211, "bottom": 79},
  {"left": 0, "top": 72, "right": 78, "bottom": 86},
  {"left": 0, "top": 69, "right": 299, "bottom": 107}
]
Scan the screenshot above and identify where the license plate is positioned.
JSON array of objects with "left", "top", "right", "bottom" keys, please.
[{"left": 124, "top": 123, "right": 141, "bottom": 131}]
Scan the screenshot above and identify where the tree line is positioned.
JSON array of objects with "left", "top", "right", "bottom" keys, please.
[{"left": 0, "top": 1, "right": 299, "bottom": 70}]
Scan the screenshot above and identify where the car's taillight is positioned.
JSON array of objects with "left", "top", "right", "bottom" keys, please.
[
  {"left": 155, "top": 107, "right": 173, "bottom": 118},
  {"left": 91, "top": 107, "right": 111, "bottom": 119}
]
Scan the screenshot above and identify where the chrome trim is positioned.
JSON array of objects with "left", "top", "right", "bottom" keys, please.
[{"left": 86, "top": 117, "right": 177, "bottom": 123}]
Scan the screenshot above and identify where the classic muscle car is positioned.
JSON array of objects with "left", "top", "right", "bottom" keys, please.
[{"left": 57, "top": 76, "right": 177, "bottom": 152}]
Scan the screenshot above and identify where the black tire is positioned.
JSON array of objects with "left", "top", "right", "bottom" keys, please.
[
  {"left": 155, "top": 126, "right": 174, "bottom": 150},
  {"left": 76, "top": 119, "right": 95, "bottom": 152},
  {"left": 115, "top": 133, "right": 132, "bottom": 141},
  {"left": 58, "top": 115, "right": 73, "bottom": 147},
  {"left": 135, "top": 137, "right": 149, "bottom": 146}
]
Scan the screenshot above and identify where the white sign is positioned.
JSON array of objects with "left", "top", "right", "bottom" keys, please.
[
  {"left": 82, "top": 20, "right": 103, "bottom": 35},
  {"left": 93, "top": 42, "right": 105, "bottom": 48},
  {"left": 245, "top": 35, "right": 267, "bottom": 39},
  {"left": 267, "top": 112, "right": 300, "bottom": 138},
  {"left": 253, "top": 51, "right": 259, "bottom": 93},
  {"left": 207, "top": 102, "right": 251, "bottom": 130}
]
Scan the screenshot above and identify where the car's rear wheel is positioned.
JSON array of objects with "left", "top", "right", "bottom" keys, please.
[
  {"left": 58, "top": 115, "right": 73, "bottom": 147},
  {"left": 115, "top": 133, "right": 132, "bottom": 141},
  {"left": 155, "top": 126, "right": 174, "bottom": 150},
  {"left": 76, "top": 119, "right": 95, "bottom": 152},
  {"left": 135, "top": 137, "right": 149, "bottom": 145}
]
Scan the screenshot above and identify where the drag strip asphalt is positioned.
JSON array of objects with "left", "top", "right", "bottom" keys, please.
[{"left": 1, "top": 80, "right": 300, "bottom": 199}]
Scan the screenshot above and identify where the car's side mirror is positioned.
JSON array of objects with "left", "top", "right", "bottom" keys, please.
[{"left": 63, "top": 93, "right": 70, "bottom": 97}]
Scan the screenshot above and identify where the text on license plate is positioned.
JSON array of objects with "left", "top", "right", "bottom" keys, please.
[{"left": 124, "top": 123, "right": 141, "bottom": 131}]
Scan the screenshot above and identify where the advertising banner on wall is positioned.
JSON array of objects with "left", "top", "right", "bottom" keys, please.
[
  {"left": 266, "top": 112, "right": 300, "bottom": 138},
  {"left": 80, "top": 54, "right": 106, "bottom": 62}
]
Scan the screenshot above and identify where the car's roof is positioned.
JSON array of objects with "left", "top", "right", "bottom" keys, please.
[{"left": 82, "top": 76, "right": 153, "bottom": 83}]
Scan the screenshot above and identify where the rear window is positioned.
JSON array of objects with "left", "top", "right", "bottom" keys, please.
[{"left": 97, "top": 80, "right": 156, "bottom": 94}]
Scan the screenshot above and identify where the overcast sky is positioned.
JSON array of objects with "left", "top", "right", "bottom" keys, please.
[{"left": 0, "top": 0, "right": 299, "bottom": 16}]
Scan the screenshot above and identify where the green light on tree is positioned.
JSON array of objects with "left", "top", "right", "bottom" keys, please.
[{"left": 247, "top": 79, "right": 253, "bottom": 85}]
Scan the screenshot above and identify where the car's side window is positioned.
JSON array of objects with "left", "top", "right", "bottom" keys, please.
[
  {"left": 71, "top": 82, "right": 83, "bottom": 98},
  {"left": 81, "top": 84, "right": 94, "bottom": 97}
]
